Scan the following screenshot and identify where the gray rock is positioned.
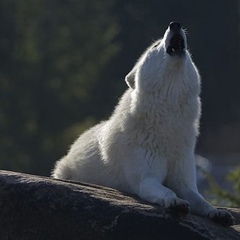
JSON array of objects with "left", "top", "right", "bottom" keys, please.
[{"left": 0, "top": 170, "right": 239, "bottom": 240}]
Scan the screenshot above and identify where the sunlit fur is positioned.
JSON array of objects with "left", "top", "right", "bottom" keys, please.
[{"left": 52, "top": 25, "right": 234, "bottom": 224}]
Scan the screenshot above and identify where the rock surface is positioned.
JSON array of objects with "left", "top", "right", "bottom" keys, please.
[{"left": 0, "top": 170, "right": 239, "bottom": 240}]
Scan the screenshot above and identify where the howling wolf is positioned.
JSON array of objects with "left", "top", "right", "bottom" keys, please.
[{"left": 52, "top": 22, "right": 234, "bottom": 226}]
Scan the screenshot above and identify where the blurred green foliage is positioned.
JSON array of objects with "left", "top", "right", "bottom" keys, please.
[
  {"left": 207, "top": 167, "right": 240, "bottom": 207},
  {"left": 0, "top": 0, "right": 120, "bottom": 174}
]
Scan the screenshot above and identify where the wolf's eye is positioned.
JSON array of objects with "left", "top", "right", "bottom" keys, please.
[
  {"left": 152, "top": 42, "right": 159, "bottom": 48},
  {"left": 152, "top": 40, "right": 161, "bottom": 49}
]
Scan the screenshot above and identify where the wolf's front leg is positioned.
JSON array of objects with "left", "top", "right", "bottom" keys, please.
[
  {"left": 177, "top": 187, "right": 235, "bottom": 226},
  {"left": 138, "top": 177, "right": 190, "bottom": 216},
  {"left": 166, "top": 154, "right": 235, "bottom": 226}
]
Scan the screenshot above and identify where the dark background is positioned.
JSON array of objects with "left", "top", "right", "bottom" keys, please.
[{"left": 0, "top": 0, "right": 240, "bottom": 176}]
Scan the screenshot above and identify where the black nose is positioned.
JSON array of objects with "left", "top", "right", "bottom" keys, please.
[{"left": 169, "top": 21, "right": 181, "bottom": 30}]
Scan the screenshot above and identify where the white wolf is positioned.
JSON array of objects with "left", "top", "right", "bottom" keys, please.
[{"left": 52, "top": 22, "right": 234, "bottom": 226}]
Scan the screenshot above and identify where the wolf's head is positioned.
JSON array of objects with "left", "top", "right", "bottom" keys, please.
[{"left": 125, "top": 22, "right": 199, "bottom": 94}]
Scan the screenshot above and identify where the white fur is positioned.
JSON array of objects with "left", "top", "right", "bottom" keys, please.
[{"left": 52, "top": 25, "right": 234, "bottom": 223}]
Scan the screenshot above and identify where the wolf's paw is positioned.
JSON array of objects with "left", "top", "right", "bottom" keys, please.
[
  {"left": 165, "top": 198, "right": 190, "bottom": 218},
  {"left": 208, "top": 209, "right": 235, "bottom": 227}
]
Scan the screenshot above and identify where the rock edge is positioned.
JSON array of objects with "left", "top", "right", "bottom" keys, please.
[{"left": 0, "top": 170, "right": 239, "bottom": 240}]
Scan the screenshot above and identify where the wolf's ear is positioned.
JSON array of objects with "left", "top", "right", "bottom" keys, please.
[{"left": 125, "top": 68, "right": 136, "bottom": 89}]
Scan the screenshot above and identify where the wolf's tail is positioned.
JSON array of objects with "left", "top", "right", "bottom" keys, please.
[{"left": 51, "top": 156, "right": 72, "bottom": 180}]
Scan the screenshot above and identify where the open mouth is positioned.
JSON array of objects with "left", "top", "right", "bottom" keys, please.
[{"left": 166, "top": 33, "right": 185, "bottom": 55}]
